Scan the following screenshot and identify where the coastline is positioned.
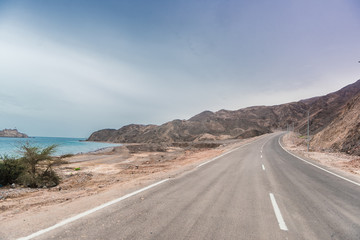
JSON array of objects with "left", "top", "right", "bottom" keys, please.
[{"left": 0, "top": 137, "right": 121, "bottom": 158}]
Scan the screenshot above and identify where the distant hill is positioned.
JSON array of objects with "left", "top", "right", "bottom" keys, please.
[
  {"left": 88, "top": 80, "right": 360, "bottom": 155},
  {"left": 0, "top": 129, "right": 28, "bottom": 138}
]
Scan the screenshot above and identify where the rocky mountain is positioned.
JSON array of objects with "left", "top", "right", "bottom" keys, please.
[
  {"left": 311, "top": 93, "right": 360, "bottom": 155},
  {"left": 0, "top": 129, "right": 28, "bottom": 138},
  {"left": 88, "top": 80, "right": 360, "bottom": 154}
]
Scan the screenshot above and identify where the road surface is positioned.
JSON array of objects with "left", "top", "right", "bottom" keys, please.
[{"left": 19, "top": 132, "right": 360, "bottom": 239}]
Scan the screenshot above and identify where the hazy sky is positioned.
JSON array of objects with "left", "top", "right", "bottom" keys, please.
[{"left": 0, "top": 0, "right": 359, "bottom": 137}]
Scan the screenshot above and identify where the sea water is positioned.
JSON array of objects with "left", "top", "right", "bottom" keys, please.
[{"left": 0, "top": 137, "right": 121, "bottom": 157}]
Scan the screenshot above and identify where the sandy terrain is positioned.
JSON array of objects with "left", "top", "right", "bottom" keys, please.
[
  {"left": 2, "top": 132, "right": 358, "bottom": 239},
  {"left": 282, "top": 132, "right": 360, "bottom": 179},
  {"left": 0, "top": 136, "right": 266, "bottom": 239}
]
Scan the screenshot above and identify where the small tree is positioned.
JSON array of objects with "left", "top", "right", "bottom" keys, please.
[{"left": 18, "top": 144, "right": 62, "bottom": 188}]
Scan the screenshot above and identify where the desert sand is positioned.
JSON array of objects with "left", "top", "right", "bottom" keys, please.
[{"left": 0, "top": 136, "right": 266, "bottom": 239}]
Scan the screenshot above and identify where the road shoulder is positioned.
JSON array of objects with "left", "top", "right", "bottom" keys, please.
[{"left": 280, "top": 132, "right": 360, "bottom": 185}]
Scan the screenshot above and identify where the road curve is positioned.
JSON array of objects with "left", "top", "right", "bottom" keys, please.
[{"left": 18, "top": 132, "right": 360, "bottom": 240}]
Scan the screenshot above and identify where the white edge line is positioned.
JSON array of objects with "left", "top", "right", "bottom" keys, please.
[
  {"left": 278, "top": 136, "right": 360, "bottom": 187},
  {"left": 197, "top": 148, "right": 237, "bottom": 167},
  {"left": 262, "top": 164, "right": 265, "bottom": 171},
  {"left": 17, "top": 179, "right": 169, "bottom": 240},
  {"left": 269, "top": 193, "right": 288, "bottom": 231},
  {"left": 197, "top": 135, "right": 268, "bottom": 168}
]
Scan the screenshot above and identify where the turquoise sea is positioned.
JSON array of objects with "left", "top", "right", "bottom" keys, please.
[{"left": 0, "top": 137, "right": 120, "bottom": 157}]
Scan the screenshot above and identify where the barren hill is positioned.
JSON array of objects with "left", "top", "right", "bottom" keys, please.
[
  {"left": 311, "top": 93, "right": 360, "bottom": 155},
  {"left": 88, "top": 80, "right": 360, "bottom": 152}
]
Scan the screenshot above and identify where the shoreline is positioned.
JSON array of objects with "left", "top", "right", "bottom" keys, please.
[{"left": 0, "top": 137, "right": 122, "bottom": 158}]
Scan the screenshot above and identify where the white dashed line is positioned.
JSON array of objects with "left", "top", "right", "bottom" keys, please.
[
  {"left": 262, "top": 164, "right": 265, "bottom": 171},
  {"left": 269, "top": 193, "right": 288, "bottom": 231},
  {"left": 197, "top": 135, "right": 268, "bottom": 168},
  {"left": 260, "top": 138, "right": 269, "bottom": 153}
]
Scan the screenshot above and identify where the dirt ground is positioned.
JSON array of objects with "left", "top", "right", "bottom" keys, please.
[
  {"left": 2, "top": 132, "right": 359, "bottom": 239},
  {"left": 0, "top": 137, "right": 263, "bottom": 226},
  {"left": 282, "top": 132, "right": 360, "bottom": 178}
]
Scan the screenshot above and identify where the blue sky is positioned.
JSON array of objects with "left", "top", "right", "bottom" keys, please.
[{"left": 0, "top": 0, "right": 359, "bottom": 137}]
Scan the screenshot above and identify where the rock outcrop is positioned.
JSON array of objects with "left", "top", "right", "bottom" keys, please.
[
  {"left": 311, "top": 93, "right": 360, "bottom": 155},
  {"left": 0, "top": 129, "right": 28, "bottom": 138}
]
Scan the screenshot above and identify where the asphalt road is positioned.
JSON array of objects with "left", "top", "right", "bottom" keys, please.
[{"left": 19, "top": 132, "right": 360, "bottom": 240}]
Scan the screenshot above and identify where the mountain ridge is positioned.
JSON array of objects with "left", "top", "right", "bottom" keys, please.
[{"left": 87, "top": 80, "right": 360, "bottom": 155}]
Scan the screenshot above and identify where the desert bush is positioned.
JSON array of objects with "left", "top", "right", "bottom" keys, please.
[
  {"left": 0, "top": 156, "right": 25, "bottom": 186},
  {"left": 17, "top": 144, "right": 61, "bottom": 188}
]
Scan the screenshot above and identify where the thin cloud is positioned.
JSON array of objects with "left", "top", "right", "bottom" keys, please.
[{"left": 0, "top": 0, "right": 359, "bottom": 137}]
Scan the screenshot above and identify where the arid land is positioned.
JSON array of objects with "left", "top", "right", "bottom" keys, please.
[
  {"left": 0, "top": 136, "right": 264, "bottom": 237},
  {"left": 1, "top": 132, "right": 360, "bottom": 239}
]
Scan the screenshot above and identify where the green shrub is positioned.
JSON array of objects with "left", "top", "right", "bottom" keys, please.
[
  {"left": 0, "top": 156, "right": 25, "bottom": 186},
  {"left": 0, "top": 144, "right": 67, "bottom": 188},
  {"left": 17, "top": 144, "right": 61, "bottom": 188}
]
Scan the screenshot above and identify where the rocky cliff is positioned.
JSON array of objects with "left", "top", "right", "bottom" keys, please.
[
  {"left": 311, "top": 93, "right": 360, "bottom": 155},
  {"left": 88, "top": 80, "right": 360, "bottom": 153},
  {"left": 0, "top": 129, "right": 28, "bottom": 138}
]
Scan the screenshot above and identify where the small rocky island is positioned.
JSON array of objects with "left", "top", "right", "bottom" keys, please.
[{"left": 0, "top": 129, "right": 28, "bottom": 138}]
